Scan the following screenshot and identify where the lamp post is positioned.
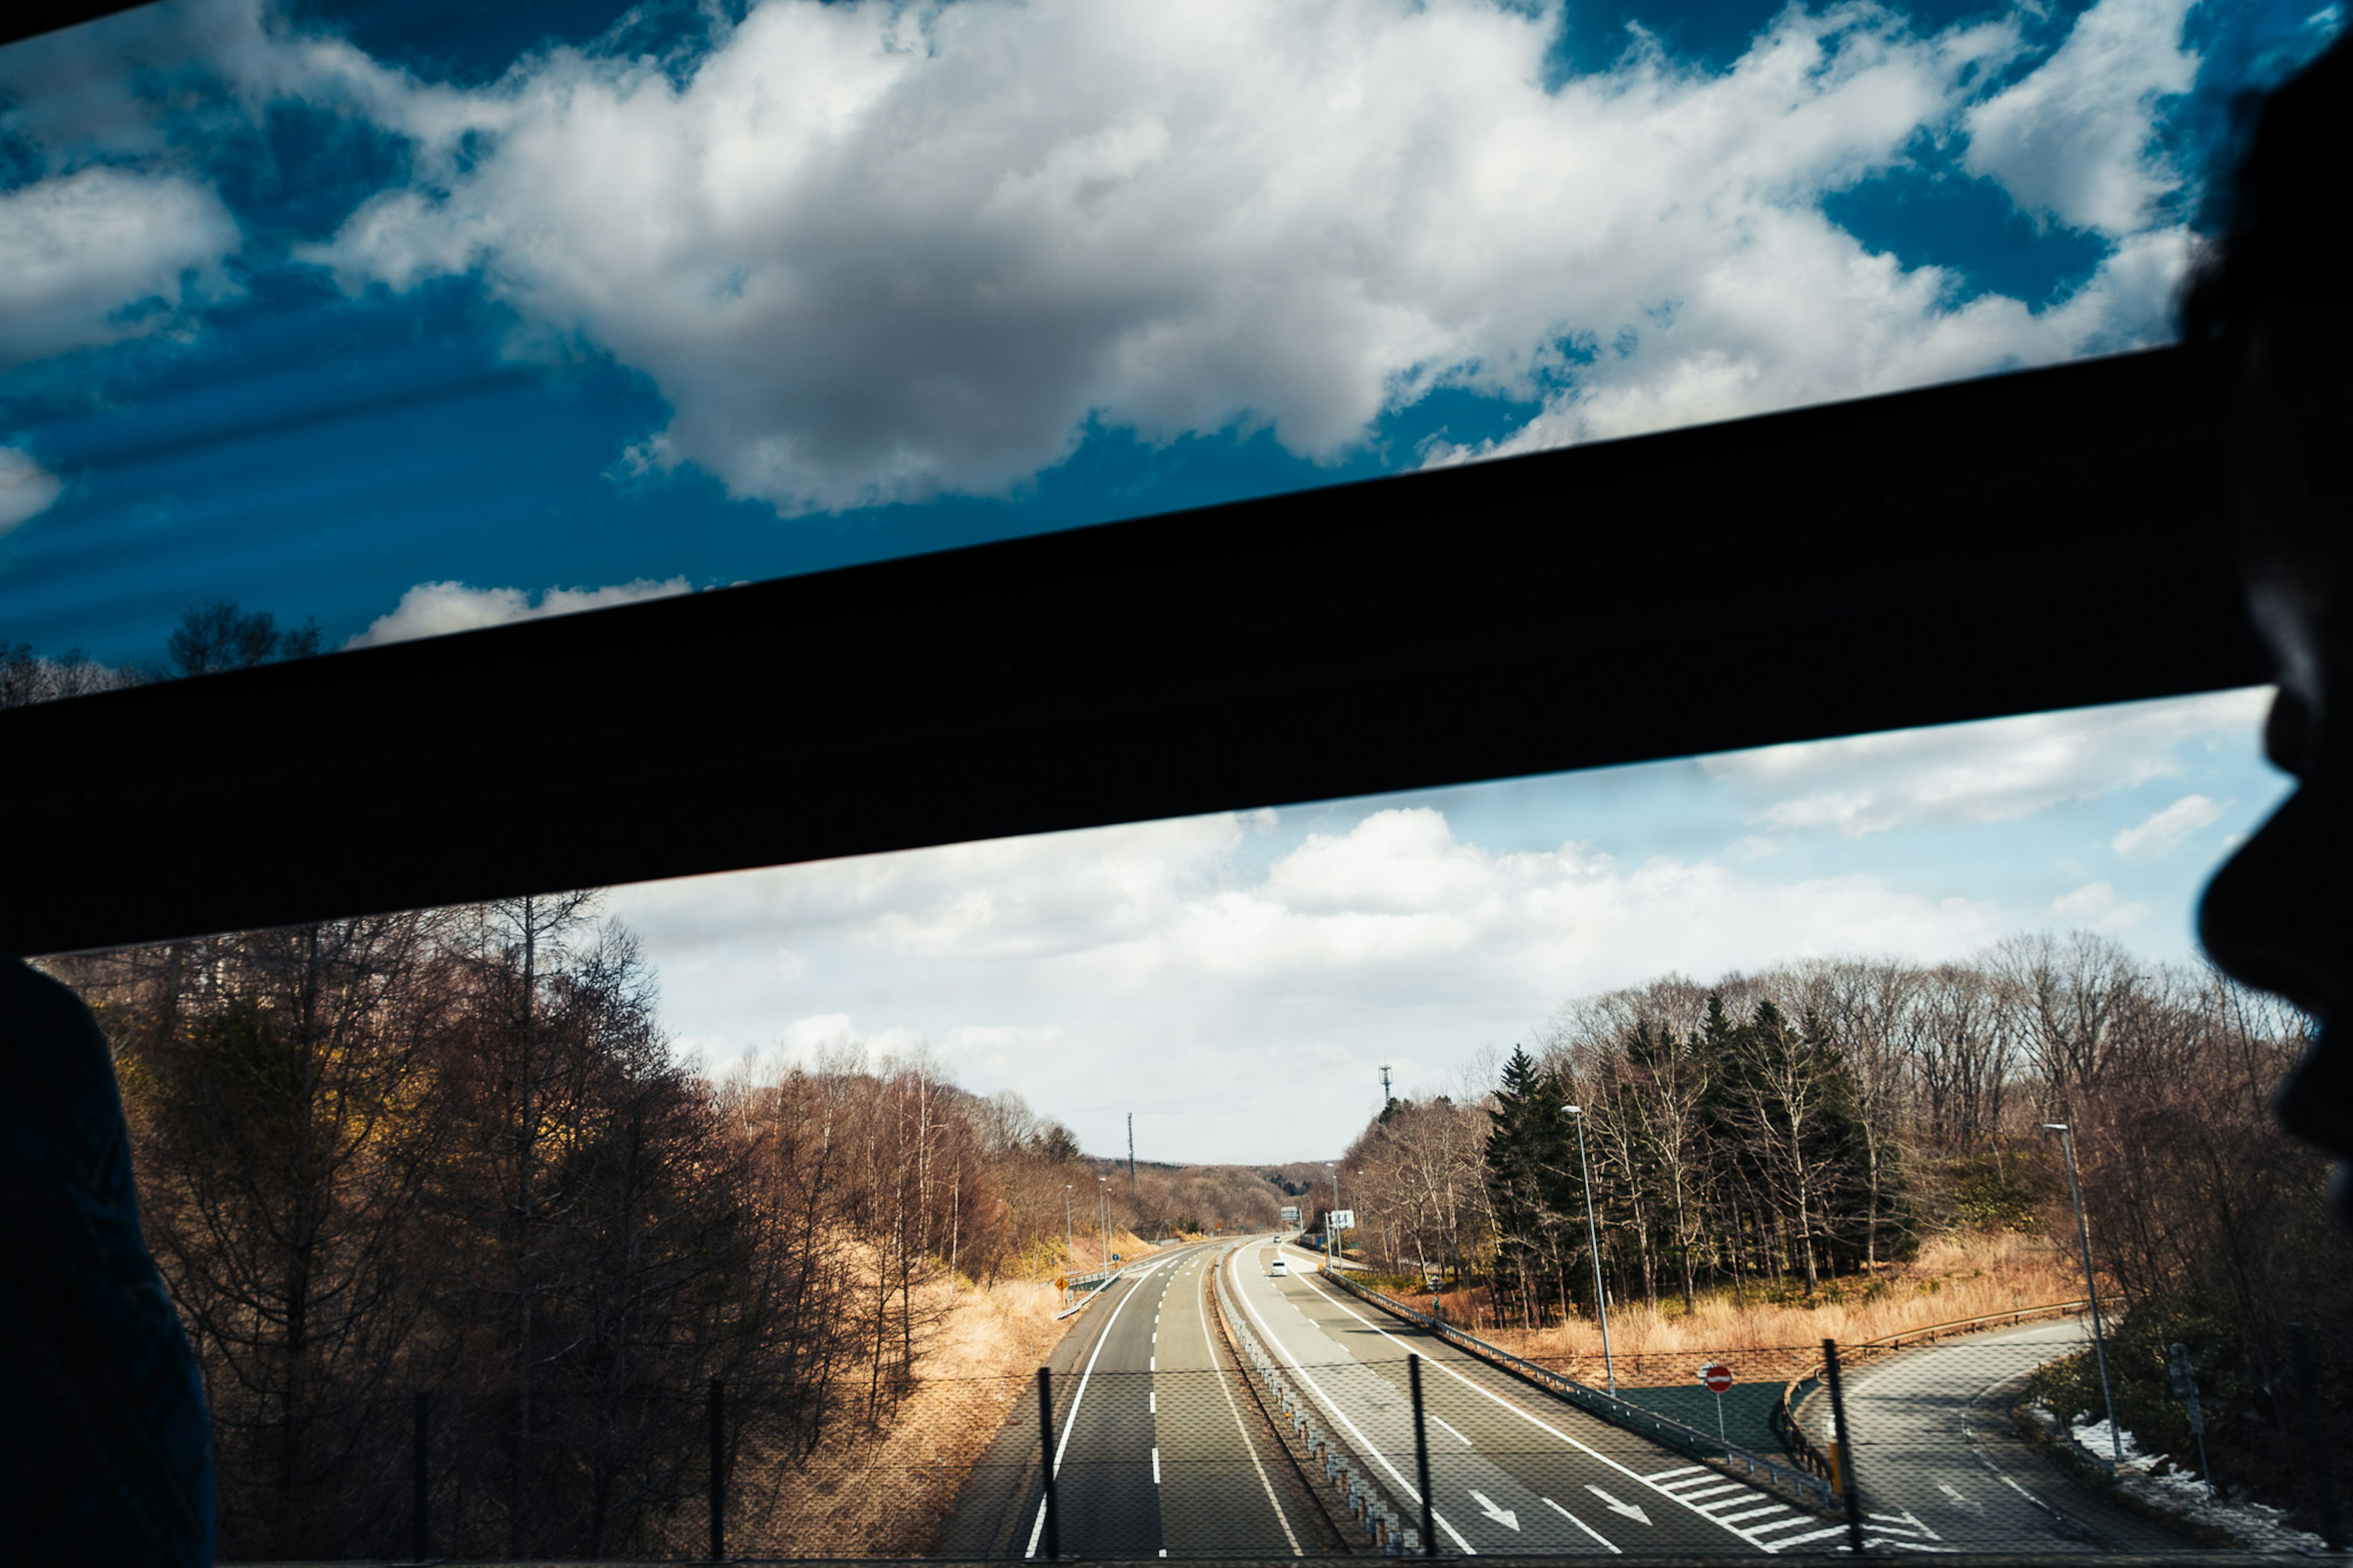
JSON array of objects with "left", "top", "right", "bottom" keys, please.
[
  {"left": 1064, "top": 1184, "right": 1074, "bottom": 1267},
  {"left": 1328, "top": 1161, "right": 1340, "bottom": 1270},
  {"left": 1099, "top": 1175, "right": 1110, "bottom": 1268},
  {"left": 1564, "top": 1104, "right": 1616, "bottom": 1395},
  {"left": 2045, "top": 1123, "right": 2122, "bottom": 1463}
]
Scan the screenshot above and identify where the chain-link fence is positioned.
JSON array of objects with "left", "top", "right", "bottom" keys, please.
[{"left": 209, "top": 1307, "right": 2346, "bottom": 1558}]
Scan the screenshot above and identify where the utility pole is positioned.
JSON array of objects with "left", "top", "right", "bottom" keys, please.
[
  {"left": 1064, "top": 1183, "right": 1074, "bottom": 1265},
  {"left": 1099, "top": 1175, "right": 1110, "bottom": 1267},
  {"left": 2045, "top": 1123, "right": 2122, "bottom": 1463},
  {"left": 1127, "top": 1113, "right": 1136, "bottom": 1192}
]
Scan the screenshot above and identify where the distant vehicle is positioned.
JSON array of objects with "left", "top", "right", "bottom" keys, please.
[{"left": 1270, "top": 1257, "right": 1287, "bottom": 1277}]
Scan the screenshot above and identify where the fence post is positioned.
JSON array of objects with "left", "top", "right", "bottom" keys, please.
[
  {"left": 1411, "top": 1354, "right": 1436, "bottom": 1556},
  {"left": 2289, "top": 1324, "right": 2346, "bottom": 1551},
  {"left": 708, "top": 1377, "right": 726, "bottom": 1561},
  {"left": 1822, "top": 1339, "right": 1864, "bottom": 1555},
  {"left": 411, "top": 1391, "right": 428, "bottom": 1562},
  {"left": 1038, "top": 1366, "right": 1061, "bottom": 1561}
]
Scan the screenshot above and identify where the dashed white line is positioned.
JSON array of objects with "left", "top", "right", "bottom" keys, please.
[{"left": 1431, "top": 1414, "right": 1472, "bottom": 1446}]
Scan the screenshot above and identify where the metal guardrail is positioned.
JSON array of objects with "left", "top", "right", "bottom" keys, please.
[
  {"left": 1775, "top": 1296, "right": 2108, "bottom": 1481},
  {"left": 1324, "top": 1268, "right": 1836, "bottom": 1513},
  {"left": 1213, "top": 1245, "right": 1415, "bottom": 1554}
]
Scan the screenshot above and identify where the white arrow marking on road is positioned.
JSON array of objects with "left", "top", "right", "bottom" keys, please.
[
  {"left": 1470, "top": 1491, "right": 1520, "bottom": 1530},
  {"left": 1586, "top": 1485, "right": 1651, "bottom": 1525},
  {"left": 1937, "top": 1483, "right": 1979, "bottom": 1513}
]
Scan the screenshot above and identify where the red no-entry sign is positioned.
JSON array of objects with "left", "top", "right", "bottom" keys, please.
[{"left": 1701, "top": 1364, "right": 1735, "bottom": 1394}]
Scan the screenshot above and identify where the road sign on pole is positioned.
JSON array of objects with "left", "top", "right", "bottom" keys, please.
[
  {"left": 1700, "top": 1363, "right": 1733, "bottom": 1441},
  {"left": 1330, "top": 1208, "right": 1355, "bottom": 1229}
]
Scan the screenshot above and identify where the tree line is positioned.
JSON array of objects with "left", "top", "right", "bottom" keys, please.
[
  {"left": 1338, "top": 931, "right": 2350, "bottom": 1524},
  {"left": 49, "top": 896, "right": 1286, "bottom": 1556},
  {"left": 2, "top": 598, "right": 321, "bottom": 707}
]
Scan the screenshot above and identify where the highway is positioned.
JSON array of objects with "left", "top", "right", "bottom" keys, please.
[
  {"left": 949, "top": 1240, "right": 2186, "bottom": 1559},
  {"left": 939, "top": 1239, "right": 1316, "bottom": 1559},
  {"left": 1224, "top": 1238, "right": 1841, "bottom": 1557}
]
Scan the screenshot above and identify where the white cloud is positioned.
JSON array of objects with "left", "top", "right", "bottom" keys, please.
[
  {"left": 2111, "top": 792, "right": 2227, "bottom": 862},
  {"left": 286, "top": 0, "right": 2201, "bottom": 513},
  {"left": 1704, "top": 687, "right": 2271, "bottom": 837},
  {"left": 0, "top": 165, "right": 241, "bottom": 369},
  {"left": 344, "top": 577, "right": 692, "bottom": 646},
  {"left": 0, "top": 445, "right": 64, "bottom": 535},
  {"left": 2051, "top": 879, "right": 2148, "bottom": 930},
  {"left": 1963, "top": 0, "right": 2198, "bottom": 235}
]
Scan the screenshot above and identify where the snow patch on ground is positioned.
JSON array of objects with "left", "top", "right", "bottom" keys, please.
[{"left": 2056, "top": 1409, "right": 2331, "bottom": 1554}]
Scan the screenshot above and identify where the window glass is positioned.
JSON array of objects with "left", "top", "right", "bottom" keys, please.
[
  {"left": 1, "top": 0, "right": 2336, "bottom": 676},
  {"left": 52, "top": 687, "right": 2333, "bottom": 1559}
]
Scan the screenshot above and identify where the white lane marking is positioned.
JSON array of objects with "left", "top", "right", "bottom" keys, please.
[
  {"left": 1936, "top": 1482, "right": 1977, "bottom": 1512},
  {"left": 1199, "top": 1243, "right": 1302, "bottom": 1557},
  {"left": 1745, "top": 1515, "right": 1820, "bottom": 1536},
  {"left": 1024, "top": 1255, "right": 1178, "bottom": 1559},
  {"left": 1718, "top": 1504, "right": 1790, "bottom": 1525},
  {"left": 1153, "top": 1447, "right": 1161, "bottom": 1484},
  {"left": 1544, "top": 1496, "right": 1620, "bottom": 1553},
  {"left": 1290, "top": 1269, "right": 1772, "bottom": 1550},
  {"left": 1770, "top": 1524, "right": 1852, "bottom": 1550},
  {"left": 1150, "top": 1391, "right": 1156, "bottom": 1414},
  {"left": 1226, "top": 1246, "right": 1477, "bottom": 1554},
  {"left": 1645, "top": 1466, "right": 1707, "bottom": 1482},
  {"left": 1471, "top": 1490, "right": 1520, "bottom": 1529},
  {"left": 1431, "top": 1414, "right": 1472, "bottom": 1446},
  {"left": 1673, "top": 1481, "right": 1748, "bottom": 1502},
  {"left": 1586, "top": 1485, "right": 1651, "bottom": 1525}
]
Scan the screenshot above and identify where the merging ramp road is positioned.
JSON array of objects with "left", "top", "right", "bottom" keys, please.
[
  {"left": 1224, "top": 1238, "right": 1840, "bottom": 1556},
  {"left": 940, "top": 1239, "right": 1313, "bottom": 1560},
  {"left": 1809, "top": 1319, "right": 2189, "bottom": 1555}
]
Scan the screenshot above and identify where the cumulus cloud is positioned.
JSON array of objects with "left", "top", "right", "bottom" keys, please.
[
  {"left": 2051, "top": 879, "right": 2148, "bottom": 930},
  {"left": 345, "top": 577, "right": 692, "bottom": 646},
  {"left": 1705, "top": 687, "right": 2270, "bottom": 837},
  {"left": 0, "top": 165, "right": 241, "bottom": 369},
  {"left": 284, "top": 0, "right": 2205, "bottom": 512},
  {"left": 0, "top": 445, "right": 64, "bottom": 535},
  {"left": 1963, "top": 0, "right": 2198, "bottom": 235},
  {"left": 2112, "top": 792, "right": 2228, "bottom": 861}
]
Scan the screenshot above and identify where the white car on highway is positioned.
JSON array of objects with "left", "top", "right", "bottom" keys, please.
[{"left": 1269, "top": 1257, "right": 1287, "bottom": 1277}]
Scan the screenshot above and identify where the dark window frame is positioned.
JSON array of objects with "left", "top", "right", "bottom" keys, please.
[{"left": 0, "top": 345, "right": 2262, "bottom": 956}]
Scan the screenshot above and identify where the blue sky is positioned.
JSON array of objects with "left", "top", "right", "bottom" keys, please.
[{"left": 1, "top": 0, "right": 2337, "bottom": 662}]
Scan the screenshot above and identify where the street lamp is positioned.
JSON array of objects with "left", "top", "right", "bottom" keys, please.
[
  {"left": 1327, "top": 1161, "right": 1339, "bottom": 1270},
  {"left": 1564, "top": 1105, "right": 1617, "bottom": 1395},
  {"left": 1099, "top": 1175, "right": 1110, "bottom": 1267},
  {"left": 2045, "top": 1123, "right": 2123, "bottom": 1463},
  {"left": 1064, "top": 1183, "right": 1074, "bottom": 1267}
]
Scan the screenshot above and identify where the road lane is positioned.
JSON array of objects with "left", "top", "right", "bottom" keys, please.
[
  {"left": 1808, "top": 1319, "right": 2188, "bottom": 1555},
  {"left": 1155, "top": 1241, "right": 1305, "bottom": 1558},
  {"left": 1227, "top": 1239, "right": 1806, "bottom": 1556},
  {"left": 947, "top": 1237, "right": 1313, "bottom": 1559}
]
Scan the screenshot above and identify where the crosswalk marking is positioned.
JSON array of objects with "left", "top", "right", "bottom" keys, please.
[{"left": 1636, "top": 1466, "right": 1952, "bottom": 1555}]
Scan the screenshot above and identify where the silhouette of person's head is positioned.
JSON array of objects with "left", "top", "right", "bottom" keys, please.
[{"left": 2191, "top": 32, "right": 2353, "bottom": 1224}]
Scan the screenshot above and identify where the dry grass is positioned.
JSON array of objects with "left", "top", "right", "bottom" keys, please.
[
  {"left": 722, "top": 1237, "right": 1178, "bottom": 1555},
  {"left": 1457, "top": 1230, "right": 2085, "bottom": 1391}
]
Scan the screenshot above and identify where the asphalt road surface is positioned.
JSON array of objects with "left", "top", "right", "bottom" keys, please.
[
  {"left": 1806, "top": 1318, "right": 2190, "bottom": 1555},
  {"left": 939, "top": 1239, "right": 1312, "bottom": 1559},
  {"left": 1226, "top": 1239, "right": 1860, "bottom": 1556}
]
